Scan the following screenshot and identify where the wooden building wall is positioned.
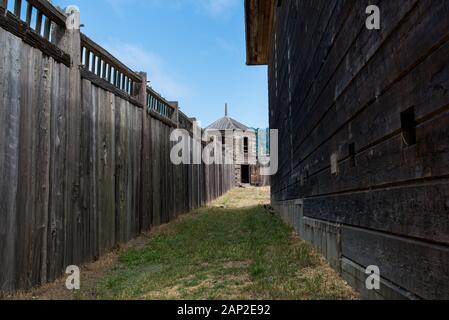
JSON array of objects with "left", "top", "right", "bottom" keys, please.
[
  {"left": 269, "top": 0, "right": 449, "bottom": 299},
  {"left": 233, "top": 130, "right": 257, "bottom": 185},
  {"left": 0, "top": 2, "right": 234, "bottom": 293}
]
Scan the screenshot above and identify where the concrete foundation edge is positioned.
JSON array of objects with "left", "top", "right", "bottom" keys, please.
[{"left": 272, "top": 199, "right": 417, "bottom": 300}]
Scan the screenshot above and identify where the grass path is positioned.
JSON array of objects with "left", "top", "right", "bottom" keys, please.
[{"left": 12, "top": 187, "right": 356, "bottom": 300}]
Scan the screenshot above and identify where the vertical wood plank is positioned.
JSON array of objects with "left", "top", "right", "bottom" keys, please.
[
  {"left": 0, "top": 0, "right": 8, "bottom": 10},
  {"left": 0, "top": 32, "right": 21, "bottom": 292},
  {"left": 43, "top": 16, "right": 51, "bottom": 40},
  {"left": 0, "top": 30, "right": 8, "bottom": 288},
  {"left": 115, "top": 96, "right": 127, "bottom": 242},
  {"left": 36, "top": 56, "right": 52, "bottom": 284},
  {"left": 15, "top": 42, "right": 35, "bottom": 289},
  {"left": 47, "top": 63, "right": 69, "bottom": 281},
  {"left": 35, "top": 10, "right": 43, "bottom": 35},
  {"left": 13, "top": 0, "right": 21, "bottom": 17},
  {"left": 25, "top": 3, "right": 32, "bottom": 26},
  {"left": 91, "top": 84, "right": 99, "bottom": 259}
]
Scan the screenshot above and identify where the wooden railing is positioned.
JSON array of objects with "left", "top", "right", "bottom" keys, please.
[
  {"left": 1, "top": 0, "right": 180, "bottom": 124},
  {"left": 1, "top": 0, "right": 66, "bottom": 42},
  {"left": 81, "top": 33, "right": 142, "bottom": 96},
  {"left": 80, "top": 34, "right": 178, "bottom": 124},
  {"left": 146, "top": 86, "right": 176, "bottom": 120},
  {"left": 0, "top": 0, "right": 70, "bottom": 66}
]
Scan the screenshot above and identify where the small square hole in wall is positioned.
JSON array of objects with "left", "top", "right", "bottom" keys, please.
[
  {"left": 300, "top": 168, "right": 309, "bottom": 186},
  {"left": 401, "top": 107, "right": 417, "bottom": 147},
  {"left": 330, "top": 153, "right": 339, "bottom": 176},
  {"left": 349, "top": 143, "right": 356, "bottom": 168}
]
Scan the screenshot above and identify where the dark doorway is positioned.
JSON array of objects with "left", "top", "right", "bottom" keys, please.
[
  {"left": 243, "top": 137, "right": 249, "bottom": 154},
  {"left": 241, "top": 165, "right": 250, "bottom": 184}
]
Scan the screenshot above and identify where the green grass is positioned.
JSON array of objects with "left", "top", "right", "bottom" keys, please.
[{"left": 83, "top": 188, "right": 355, "bottom": 300}]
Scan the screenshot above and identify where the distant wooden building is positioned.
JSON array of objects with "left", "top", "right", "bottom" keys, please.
[
  {"left": 245, "top": 0, "right": 449, "bottom": 299},
  {"left": 206, "top": 105, "right": 268, "bottom": 186}
]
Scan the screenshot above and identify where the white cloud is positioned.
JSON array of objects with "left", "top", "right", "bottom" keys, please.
[{"left": 104, "top": 42, "right": 190, "bottom": 101}]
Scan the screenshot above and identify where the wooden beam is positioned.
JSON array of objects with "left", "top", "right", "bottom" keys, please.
[
  {"left": 244, "top": 0, "right": 275, "bottom": 65},
  {"left": 80, "top": 33, "right": 141, "bottom": 83},
  {"left": 80, "top": 67, "right": 144, "bottom": 108},
  {"left": 27, "top": 0, "right": 66, "bottom": 27},
  {"left": 0, "top": 10, "right": 71, "bottom": 66}
]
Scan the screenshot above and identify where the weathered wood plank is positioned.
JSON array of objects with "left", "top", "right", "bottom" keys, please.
[
  {"left": 0, "top": 11, "right": 71, "bottom": 66},
  {"left": 35, "top": 55, "right": 52, "bottom": 284},
  {"left": 304, "top": 181, "right": 449, "bottom": 245},
  {"left": 97, "top": 89, "right": 116, "bottom": 254},
  {"left": 15, "top": 42, "right": 36, "bottom": 289},
  {"left": 134, "top": 107, "right": 142, "bottom": 234},
  {"left": 341, "top": 226, "right": 449, "bottom": 300},
  {"left": 297, "top": 111, "right": 449, "bottom": 199},
  {"left": 341, "top": 257, "right": 417, "bottom": 300},
  {"left": 152, "top": 119, "right": 161, "bottom": 226},
  {"left": 91, "top": 83, "right": 99, "bottom": 259},
  {"left": 47, "top": 61, "right": 69, "bottom": 282},
  {"left": 295, "top": 1, "right": 447, "bottom": 170},
  {"left": 140, "top": 112, "right": 152, "bottom": 231},
  {"left": 292, "top": 3, "right": 449, "bottom": 181},
  {"left": 80, "top": 68, "right": 143, "bottom": 110},
  {"left": 27, "top": 0, "right": 67, "bottom": 27},
  {"left": 114, "top": 96, "right": 126, "bottom": 242},
  {"left": 0, "top": 32, "right": 21, "bottom": 292}
]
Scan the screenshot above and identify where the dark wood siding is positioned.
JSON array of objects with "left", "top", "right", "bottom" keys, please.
[{"left": 269, "top": 0, "right": 449, "bottom": 299}]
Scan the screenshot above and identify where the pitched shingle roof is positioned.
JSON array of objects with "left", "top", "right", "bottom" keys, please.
[{"left": 206, "top": 116, "right": 250, "bottom": 131}]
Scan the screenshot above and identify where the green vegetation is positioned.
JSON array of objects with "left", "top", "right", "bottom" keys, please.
[{"left": 86, "top": 187, "right": 356, "bottom": 300}]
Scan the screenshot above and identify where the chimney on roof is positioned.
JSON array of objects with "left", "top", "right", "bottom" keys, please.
[{"left": 225, "top": 103, "right": 228, "bottom": 117}]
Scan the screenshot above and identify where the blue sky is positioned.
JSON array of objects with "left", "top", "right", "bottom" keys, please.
[{"left": 55, "top": 0, "right": 268, "bottom": 128}]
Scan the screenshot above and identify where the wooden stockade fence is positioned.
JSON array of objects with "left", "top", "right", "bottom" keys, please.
[{"left": 0, "top": 0, "right": 234, "bottom": 293}]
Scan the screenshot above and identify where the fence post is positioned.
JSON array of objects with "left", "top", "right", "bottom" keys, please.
[
  {"left": 136, "top": 71, "right": 147, "bottom": 234},
  {"left": 53, "top": 7, "right": 84, "bottom": 264},
  {"left": 53, "top": 7, "right": 81, "bottom": 65},
  {"left": 0, "top": 0, "right": 7, "bottom": 10},
  {"left": 169, "top": 101, "right": 179, "bottom": 127},
  {"left": 135, "top": 72, "right": 147, "bottom": 106}
]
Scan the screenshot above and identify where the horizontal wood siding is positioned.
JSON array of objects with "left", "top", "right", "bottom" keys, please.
[{"left": 269, "top": 0, "right": 449, "bottom": 299}]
